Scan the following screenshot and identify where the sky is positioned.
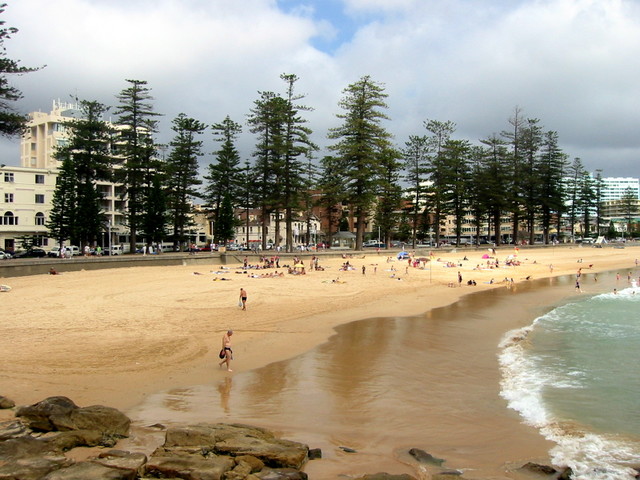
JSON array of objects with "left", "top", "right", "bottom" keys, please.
[{"left": 2, "top": 0, "right": 639, "bottom": 178}]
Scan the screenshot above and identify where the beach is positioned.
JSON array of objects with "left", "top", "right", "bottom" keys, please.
[{"left": 0, "top": 245, "right": 637, "bottom": 478}]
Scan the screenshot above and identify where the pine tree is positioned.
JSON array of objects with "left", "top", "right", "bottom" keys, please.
[
  {"left": 248, "top": 91, "right": 287, "bottom": 249},
  {"left": 165, "top": 114, "right": 205, "bottom": 249},
  {"left": 0, "top": 3, "right": 41, "bottom": 137},
  {"left": 50, "top": 100, "right": 113, "bottom": 248},
  {"left": 328, "top": 75, "right": 394, "bottom": 249},
  {"left": 403, "top": 134, "right": 430, "bottom": 248},
  {"left": 317, "top": 155, "right": 345, "bottom": 248},
  {"left": 424, "top": 119, "right": 456, "bottom": 245},
  {"left": 280, "top": 73, "right": 317, "bottom": 251},
  {"left": 114, "top": 79, "right": 161, "bottom": 252},
  {"left": 375, "top": 147, "right": 403, "bottom": 246},
  {"left": 204, "top": 115, "right": 242, "bottom": 243},
  {"left": 47, "top": 156, "right": 77, "bottom": 246}
]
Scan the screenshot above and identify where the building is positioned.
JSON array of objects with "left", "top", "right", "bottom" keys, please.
[
  {"left": 601, "top": 177, "right": 640, "bottom": 202},
  {"left": 0, "top": 165, "right": 55, "bottom": 252}
]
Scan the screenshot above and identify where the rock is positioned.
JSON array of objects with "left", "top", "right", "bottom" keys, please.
[
  {"left": 558, "top": 467, "right": 573, "bottom": 480},
  {"left": 42, "top": 461, "right": 137, "bottom": 479},
  {"left": 235, "top": 454, "right": 265, "bottom": 473},
  {"left": 253, "top": 467, "right": 309, "bottom": 479},
  {"left": 164, "top": 423, "right": 309, "bottom": 470},
  {"left": 16, "top": 397, "right": 130, "bottom": 437},
  {"left": 408, "top": 448, "right": 445, "bottom": 466},
  {"left": 339, "top": 446, "right": 357, "bottom": 453},
  {"left": 52, "top": 405, "right": 131, "bottom": 437},
  {"left": 0, "top": 455, "right": 71, "bottom": 480},
  {"left": 0, "top": 435, "right": 58, "bottom": 459},
  {"left": 307, "top": 448, "right": 322, "bottom": 460},
  {"left": 94, "top": 449, "right": 148, "bottom": 475},
  {"left": 0, "top": 436, "right": 71, "bottom": 480},
  {"left": 355, "top": 474, "right": 416, "bottom": 480},
  {"left": 0, "top": 419, "right": 30, "bottom": 440},
  {"left": 16, "top": 396, "right": 78, "bottom": 431},
  {"left": 0, "top": 395, "right": 15, "bottom": 409},
  {"left": 432, "top": 471, "right": 463, "bottom": 479},
  {"left": 44, "top": 429, "right": 108, "bottom": 451},
  {"left": 144, "top": 454, "right": 235, "bottom": 479},
  {"left": 519, "top": 462, "right": 557, "bottom": 475}
]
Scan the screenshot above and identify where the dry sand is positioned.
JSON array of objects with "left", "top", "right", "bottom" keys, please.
[{"left": 0, "top": 245, "right": 638, "bottom": 477}]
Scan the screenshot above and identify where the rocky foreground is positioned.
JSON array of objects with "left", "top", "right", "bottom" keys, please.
[{"left": 0, "top": 395, "right": 577, "bottom": 479}]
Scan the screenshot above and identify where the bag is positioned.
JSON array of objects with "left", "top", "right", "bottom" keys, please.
[
  {"left": 219, "top": 349, "right": 225, "bottom": 359},
  {"left": 238, "top": 300, "right": 243, "bottom": 307}
]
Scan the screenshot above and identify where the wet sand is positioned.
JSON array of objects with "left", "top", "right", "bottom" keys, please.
[{"left": 0, "top": 246, "right": 637, "bottom": 477}]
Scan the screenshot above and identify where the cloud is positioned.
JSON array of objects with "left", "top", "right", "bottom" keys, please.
[{"left": 1, "top": 0, "right": 639, "bottom": 178}]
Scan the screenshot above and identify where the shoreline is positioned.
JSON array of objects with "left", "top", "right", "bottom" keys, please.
[{"left": 1, "top": 245, "right": 638, "bottom": 477}]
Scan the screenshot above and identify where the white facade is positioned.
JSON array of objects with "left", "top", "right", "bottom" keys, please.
[
  {"left": 600, "top": 177, "right": 640, "bottom": 202},
  {"left": 0, "top": 166, "right": 55, "bottom": 251}
]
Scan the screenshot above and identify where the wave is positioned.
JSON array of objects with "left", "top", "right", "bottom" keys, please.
[{"left": 498, "top": 304, "right": 640, "bottom": 480}]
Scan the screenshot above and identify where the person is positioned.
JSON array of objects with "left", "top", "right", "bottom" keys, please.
[
  {"left": 239, "top": 288, "right": 247, "bottom": 310},
  {"left": 458, "top": 271, "right": 462, "bottom": 287},
  {"left": 219, "top": 330, "right": 233, "bottom": 372},
  {"left": 49, "top": 267, "right": 59, "bottom": 275}
]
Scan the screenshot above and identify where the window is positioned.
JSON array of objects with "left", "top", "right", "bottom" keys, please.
[
  {"left": 35, "top": 212, "right": 45, "bottom": 226},
  {"left": 3, "top": 172, "right": 13, "bottom": 183},
  {"left": 4, "top": 193, "right": 13, "bottom": 203},
  {"left": 35, "top": 174, "right": 45, "bottom": 184},
  {"left": 2, "top": 212, "right": 17, "bottom": 225},
  {"left": 35, "top": 194, "right": 45, "bottom": 204}
]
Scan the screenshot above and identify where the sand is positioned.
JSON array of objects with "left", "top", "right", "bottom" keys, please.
[{"left": 0, "top": 244, "right": 638, "bottom": 477}]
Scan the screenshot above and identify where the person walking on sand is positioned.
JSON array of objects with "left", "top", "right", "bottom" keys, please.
[
  {"left": 219, "top": 330, "right": 233, "bottom": 371},
  {"left": 239, "top": 288, "right": 247, "bottom": 310}
]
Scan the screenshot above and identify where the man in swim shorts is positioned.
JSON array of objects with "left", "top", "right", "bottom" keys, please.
[
  {"left": 219, "top": 330, "right": 234, "bottom": 372},
  {"left": 239, "top": 288, "right": 247, "bottom": 310}
]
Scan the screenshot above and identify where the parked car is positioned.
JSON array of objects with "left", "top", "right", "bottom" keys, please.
[
  {"left": 47, "top": 245, "right": 80, "bottom": 257},
  {"left": 14, "top": 248, "right": 47, "bottom": 258},
  {"left": 364, "top": 242, "right": 386, "bottom": 248},
  {"left": 0, "top": 250, "right": 12, "bottom": 259}
]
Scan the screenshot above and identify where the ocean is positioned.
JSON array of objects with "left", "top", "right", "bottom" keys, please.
[{"left": 500, "top": 272, "right": 640, "bottom": 480}]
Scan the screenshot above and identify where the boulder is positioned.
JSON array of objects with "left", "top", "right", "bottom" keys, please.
[
  {"left": 252, "top": 468, "right": 308, "bottom": 479},
  {"left": 519, "top": 462, "right": 557, "bottom": 475},
  {"left": 144, "top": 454, "right": 235, "bottom": 479},
  {"left": 164, "top": 423, "right": 309, "bottom": 470},
  {"left": 0, "top": 435, "right": 58, "bottom": 459},
  {"left": 16, "top": 396, "right": 78, "bottom": 431},
  {"left": 94, "top": 449, "right": 148, "bottom": 475},
  {"left": 42, "top": 461, "right": 137, "bottom": 480},
  {"left": 0, "top": 419, "right": 29, "bottom": 440},
  {"left": 16, "top": 397, "right": 130, "bottom": 437},
  {"left": 0, "top": 455, "right": 71, "bottom": 480},
  {"left": 408, "top": 448, "right": 445, "bottom": 466},
  {"left": 50, "top": 405, "right": 131, "bottom": 437},
  {"left": 43, "top": 429, "right": 109, "bottom": 451},
  {"left": 0, "top": 395, "right": 15, "bottom": 409}
]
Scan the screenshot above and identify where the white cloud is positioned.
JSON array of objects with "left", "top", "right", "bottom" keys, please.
[{"left": 1, "top": 0, "right": 639, "bottom": 177}]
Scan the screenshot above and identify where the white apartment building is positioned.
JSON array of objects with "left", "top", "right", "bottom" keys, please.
[
  {"left": 600, "top": 177, "right": 640, "bottom": 202},
  {"left": 0, "top": 166, "right": 55, "bottom": 251}
]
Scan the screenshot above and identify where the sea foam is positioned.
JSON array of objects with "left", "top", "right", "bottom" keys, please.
[{"left": 498, "top": 298, "right": 640, "bottom": 480}]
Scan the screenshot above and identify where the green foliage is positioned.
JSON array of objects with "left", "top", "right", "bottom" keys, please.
[
  {"left": 114, "top": 79, "right": 161, "bottom": 250},
  {"left": 0, "top": 3, "right": 41, "bottom": 137},
  {"left": 48, "top": 100, "right": 113, "bottom": 247},
  {"left": 165, "top": 113, "right": 205, "bottom": 248},
  {"left": 328, "top": 75, "right": 394, "bottom": 249},
  {"left": 204, "top": 115, "right": 243, "bottom": 243}
]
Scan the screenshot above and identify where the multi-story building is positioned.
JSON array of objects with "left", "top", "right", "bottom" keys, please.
[
  {"left": 0, "top": 165, "right": 55, "bottom": 251},
  {"left": 601, "top": 177, "right": 640, "bottom": 202}
]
